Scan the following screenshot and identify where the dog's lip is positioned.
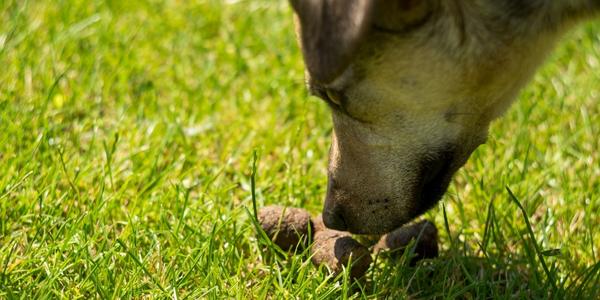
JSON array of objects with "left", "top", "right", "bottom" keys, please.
[{"left": 413, "top": 150, "right": 456, "bottom": 214}]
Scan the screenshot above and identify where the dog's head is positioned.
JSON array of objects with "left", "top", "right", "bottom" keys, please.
[{"left": 291, "top": 0, "right": 562, "bottom": 234}]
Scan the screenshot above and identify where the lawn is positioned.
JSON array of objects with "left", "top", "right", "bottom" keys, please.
[{"left": 0, "top": 0, "right": 598, "bottom": 298}]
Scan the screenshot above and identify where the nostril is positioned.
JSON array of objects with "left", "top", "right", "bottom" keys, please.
[
  {"left": 322, "top": 207, "right": 348, "bottom": 231},
  {"left": 324, "top": 173, "right": 348, "bottom": 231}
]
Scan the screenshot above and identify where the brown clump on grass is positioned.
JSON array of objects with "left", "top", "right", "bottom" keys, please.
[
  {"left": 373, "top": 220, "right": 439, "bottom": 265},
  {"left": 310, "top": 215, "right": 372, "bottom": 279},
  {"left": 257, "top": 205, "right": 312, "bottom": 251}
]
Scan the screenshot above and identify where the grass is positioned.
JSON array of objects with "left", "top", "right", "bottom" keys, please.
[{"left": 0, "top": 0, "right": 598, "bottom": 298}]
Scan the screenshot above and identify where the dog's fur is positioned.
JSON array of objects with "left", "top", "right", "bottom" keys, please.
[{"left": 290, "top": 0, "right": 599, "bottom": 234}]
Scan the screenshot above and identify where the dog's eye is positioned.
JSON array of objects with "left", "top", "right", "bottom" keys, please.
[
  {"left": 373, "top": 0, "right": 433, "bottom": 34},
  {"left": 325, "top": 89, "right": 343, "bottom": 107},
  {"left": 322, "top": 89, "right": 371, "bottom": 124}
]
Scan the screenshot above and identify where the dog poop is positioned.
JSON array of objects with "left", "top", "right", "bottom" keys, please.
[
  {"left": 310, "top": 215, "right": 372, "bottom": 279},
  {"left": 257, "top": 205, "right": 312, "bottom": 250},
  {"left": 373, "top": 220, "right": 439, "bottom": 264},
  {"left": 256, "top": 206, "right": 438, "bottom": 278}
]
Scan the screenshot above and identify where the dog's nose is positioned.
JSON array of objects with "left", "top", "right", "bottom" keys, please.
[{"left": 322, "top": 205, "right": 348, "bottom": 231}]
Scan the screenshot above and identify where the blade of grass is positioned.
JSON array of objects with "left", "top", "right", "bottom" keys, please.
[
  {"left": 115, "top": 239, "right": 166, "bottom": 294},
  {"left": 506, "top": 186, "right": 557, "bottom": 292},
  {"left": 251, "top": 149, "right": 259, "bottom": 222}
]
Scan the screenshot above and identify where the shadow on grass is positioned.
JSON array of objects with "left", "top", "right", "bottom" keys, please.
[
  {"left": 361, "top": 251, "right": 599, "bottom": 299},
  {"left": 341, "top": 190, "right": 600, "bottom": 299},
  {"left": 348, "top": 191, "right": 600, "bottom": 299}
]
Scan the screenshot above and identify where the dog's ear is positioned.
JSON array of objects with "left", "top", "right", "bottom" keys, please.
[{"left": 290, "top": 0, "right": 374, "bottom": 84}]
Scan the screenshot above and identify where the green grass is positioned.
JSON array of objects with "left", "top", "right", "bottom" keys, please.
[{"left": 0, "top": 0, "right": 598, "bottom": 298}]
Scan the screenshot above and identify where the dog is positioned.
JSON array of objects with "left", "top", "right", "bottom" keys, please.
[{"left": 289, "top": 0, "right": 599, "bottom": 234}]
